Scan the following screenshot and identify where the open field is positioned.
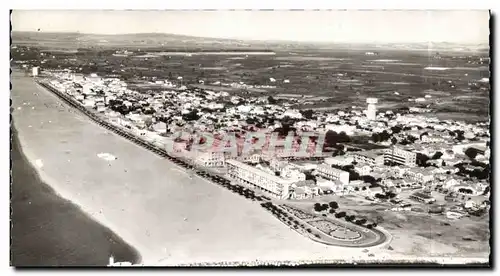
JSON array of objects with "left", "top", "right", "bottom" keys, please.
[{"left": 12, "top": 33, "right": 490, "bottom": 120}]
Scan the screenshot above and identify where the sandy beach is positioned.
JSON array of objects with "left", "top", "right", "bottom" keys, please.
[
  {"left": 11, "top": 126, "right": 140, "bottom": 266},
  {"left": 10, "top": 71, "right": 489, "bottom": 265}
]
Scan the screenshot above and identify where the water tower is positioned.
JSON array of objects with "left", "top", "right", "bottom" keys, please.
[
  {"left": 366, "top": 98, "right": 378, "bottom": 121},
  {"left": 32, "top": 66, "right": 39, "bottom": 77}
]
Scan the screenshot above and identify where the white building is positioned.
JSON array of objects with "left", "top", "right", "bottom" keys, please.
[
  {"left": 236, "top": 153, "right": 261, "bottom": 164},
  {"left": 315, "top": 164, "right": 350, "bottom": 185},
  {"left": 83, "top": 99, "right": 96, "bottom": 107},
  {"left": 354, "top": 164, "right": 372, "bottom": 176},
  {"left": 32, "top": 66, "right": 39, "bottom": 77},
  {"left": 384, "top": 146, "right": 417, "bottom": 166},
  {"left": 281, "top": 166, "right": 306, "bottom": 181},
  {"left": 366, "top": 98, "right": 378, "bottom": 121},
  {"left": 195, "top": 149, "right": 225, "bottom": 168},
  {"left": 270, "top": 159, "right": 289, "bottom": 173},
  {"left": 324, "top": 155, "right": 354, "bottom": 167},
  {"left": 226, "top": 160, "right": 293, "bottom": 199},
  {"left": 82, "top": 84, "right": 95, "bottom": 95},
  {"left": 404, "top": 167, "right": 434, "bottom": 184}
]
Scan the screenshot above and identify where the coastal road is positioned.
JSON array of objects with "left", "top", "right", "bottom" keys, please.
[{"left": 12, "top": 71, "right": 395, "bottom": 265}]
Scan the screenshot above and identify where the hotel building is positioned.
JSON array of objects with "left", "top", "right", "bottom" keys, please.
[{"left": 226, "top": 160, "right": 293, "bottom": 199}]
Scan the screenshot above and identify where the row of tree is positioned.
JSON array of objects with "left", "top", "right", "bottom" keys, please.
[
  {"left": 313, "top": 201, "right": 339, "bottom": 212},
  {"left": 313, "top": 202, "right": 377, "bottom": 228}
]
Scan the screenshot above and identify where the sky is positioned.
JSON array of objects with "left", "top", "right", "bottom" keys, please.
[{"left": 11, "top": 10, "right": 490, "bottom": 44}]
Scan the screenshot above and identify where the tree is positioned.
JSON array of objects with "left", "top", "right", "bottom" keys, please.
[
  {"left": 313, "top": 203, "right": 322, "bottom": 212},
  {"left": 391, "top": 126, "right": 402, "bottom": 134},
  {"left": 362, "top": 175, "right": 377, "bottom": 185},
  {"left": 329, "top": 201, "right": 339, "bottom": 210},
  {"left": 329, "top": 209, "right": 335, "bottom": 214},
  {"left": 464, "top": 148, "right": 479, "bottom": 159},
  {"left": 321, "top": 203, "right": 329, "bottom": 211},
  {"left": 455, "top": 130, "right": 465, "bottom": 141},
  {"left": 345, "top": 215, "right": 355, "bottom": 222},
  {"left": 391, "top": 137, "right": 398, "bottom": 145},
  {"left": 336, "top": 211, "right": 346, "bottom": 218},
  {"left": 380, "top": 130, "right": 391, "bottom": 141},
  {"left": 416, "top": 153, "right": 430, "bottom": 167},
  {"left": 325, "top": 130, "right": 350, "bottom": 146},
  {"left": 386, "top": 191, "right": 397, "bottom": 199},
  {"left": 182, "top": 109, "right": 201, "bottom": 121},
  {"left": 432, "top": 151, "right": 443, "bottom": 159},
  {"left": 267, "top": 96, "right": 277, "bottom": 104},
  {"left": 349, "top": 170, "right": 361, "bottom": 181},
  {"left": 407, "top": 135, "right": 418, "bottom": 143},
  {"left": 355, "top": 219, "right": 367, "bottom": 225},
  {"left": 300, "top": 109, "right": 314, "bottom": 120}
]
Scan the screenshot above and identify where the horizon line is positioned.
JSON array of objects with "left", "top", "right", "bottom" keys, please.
[{"left": 12, "top": 30, "right": 490, "bottom": 46}]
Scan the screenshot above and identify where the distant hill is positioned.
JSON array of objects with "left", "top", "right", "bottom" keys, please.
[
  {"left": 11, "top": 31, "right": 276, "bottom": 50},
  {"left": 11, "top": 31, "right": 490, "bottom": 53}
]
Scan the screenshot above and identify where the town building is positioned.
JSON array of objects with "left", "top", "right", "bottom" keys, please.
[
  {"left": 281, "top": 166, "right": 306, "bottom": 181},
  {"left": 315, "top": 164, "right": 350, "bottom": 185},
  {"left": 409, "top": 191, "right": 436, "bottom": 204},
  {"left": 404, "top": 167, "right": 435, "bottom": 184},
  {"left": 324, "top": 155, "right": 354, "bottom": 167},
  {"left": 384, "top": 146, "right": 417, "bottom": 166},
  {"left": 316, "top": 178, "right": 345, "bottom": 194},
  {"left": 269, "top": 159, "right": 289, "bottom": 173},
  {"left": 354, "top": 164, "right": 372, "bottom": 176},
  {"left": 194, "top": 149, "right": 225, "bottom": 168},
  {"left": 350, "top": 150, "right": 384, "bottom": 166},
  {"left": 236, "top": 153, "right": 261, "bottom": 164},
  {"left": 289, "top": 180, "right": 319, "bottom": 200},
  {"left": 226, "top": 160, "right": 293, "bottom": 199}
]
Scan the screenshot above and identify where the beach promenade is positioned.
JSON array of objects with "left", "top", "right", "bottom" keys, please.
[{"left": 11, "top": 71, "right": 488, "bottom": 265}]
